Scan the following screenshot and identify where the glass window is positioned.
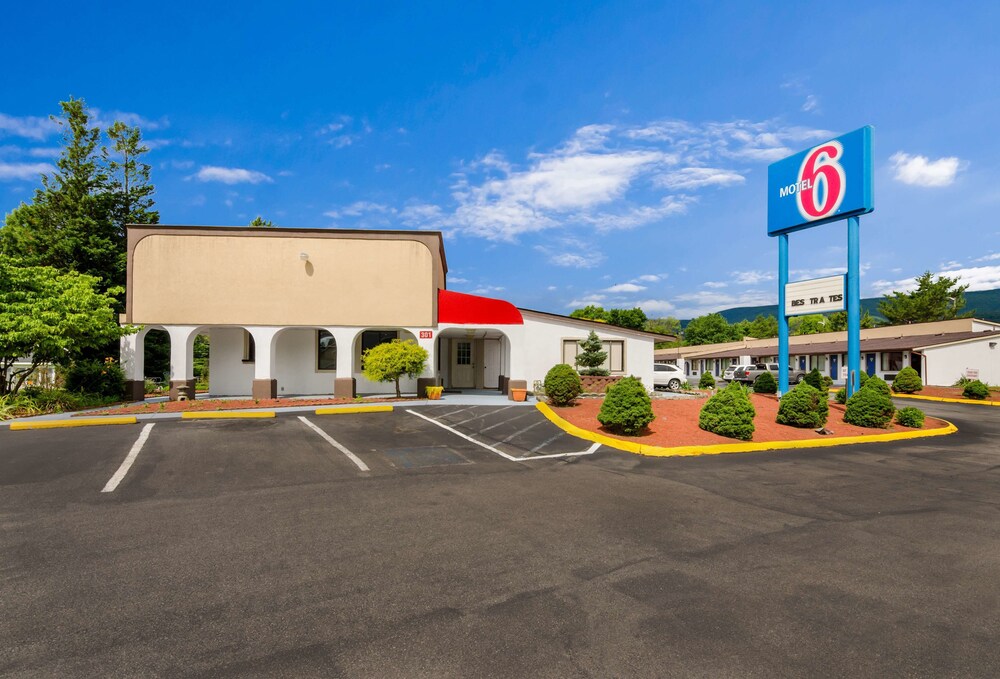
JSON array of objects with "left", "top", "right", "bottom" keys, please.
[
  {"left": 561, "top": 339, "right": 625, "bottom": 373},
  {"left": 881, "top": 352, "right": 904, "bottom": 372},
  {"left": 317, "top": 330, "right": 337, "bottom": 371},
  {"left": 360, "top": 330, "right": 397, "bottom": 368},
  {"left": 242, "top": 331, "right": 255, "bottom": 363},
  {"left": 456, "top": 341, "right": 472, "bottom": 365}
]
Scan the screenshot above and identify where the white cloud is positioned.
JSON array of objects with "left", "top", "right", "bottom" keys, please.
[
  {"left": 633, "top": 274, "right": 661, "bottom": 283},
  {"left": 0, "top": 161, "right": 53, "bottom": 181},
  {"left": 0, "top": 113, "right": 56, "bottom": 140},
  {"left": 567, "top": 294, "right": 607, "bottom": 308},
  {"left": 873, "top": 266, "right": 1000, "bottom": 296},
  {"left": 91, "top": 108, "right": 169, "bottom": 131},
  {"left": 732, "top": 270, "right": 776, "bottom": 285},
  {"left": 939, "top": 260, "right": 963, "bottom": 271},
  {"left": 801, "top": 95, "right": 820, "bottom": 113},
  {"left": 654, "top": 167, "right": 744, "bottom": 190},
  {"left": 974, "top": 253, "right": 1000, "bottom": 263},
  {"left": 703, "top": 281, "right": 728, "bottom": 289},
  {"left": 399, "top": 203, "right": 443, "bottom": 226},
  {"left": 471, "top": 285, "right": 505, "bottom": 295},
  {"left": 604, "top": 283, "right": 646, "bottom": 293},
  {"left": 449, "top": 276, "right": 469, "bottom": 284},
  {"left": 890, "top": 152, "right": 962, "bottom": 187},
  {"left": 630, "top": 298, "right": 676, "bottom": 314},
  {"left": 548, "top": 252, "right": 605, "bottom": 268},
  {"left": 194, "top": 166, "right": 273, "bottom": 184},
  {"left": 672, "top": 289, "right": 775, "bottom": 318}
]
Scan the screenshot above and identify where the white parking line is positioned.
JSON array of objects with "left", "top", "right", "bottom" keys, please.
[
  {"left": 406, "top": 409, "right": 598, "bottom": 461},
  {"left": 101, "top": 423, "right": 154, "bottom": 493},
  {"left": 452, "top": 406, "right": 514, "bottom": 426},
  {"left": 480, "top": 409, "right": 537, "bottom": 433},
  {"left": 531, "top": 431, "right": 568, "bottom": 453},
  {"left": 500, "top": 419, "right": 546, "bottom": 443},
  {"left": 298, "top": 416, "right": 370, "bottom": 472}
]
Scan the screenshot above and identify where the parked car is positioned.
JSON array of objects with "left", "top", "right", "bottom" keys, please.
[
  {"left": 652, "top": 363, "right": 686, "bottom": 391},
  {"left": 734, "top": 362, "right": 806, "bottom": 385},
  {"left": 723, "top": 364, "right": 748, "bottom": 381}
]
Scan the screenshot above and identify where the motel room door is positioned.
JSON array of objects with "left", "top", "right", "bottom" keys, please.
[{"left": 451, "top": 340, "right": 475, "bottom": 388}]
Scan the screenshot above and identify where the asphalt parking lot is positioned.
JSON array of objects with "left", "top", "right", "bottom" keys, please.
[{"left": 1, "top": 401, "right": 998, "bottom": 677}]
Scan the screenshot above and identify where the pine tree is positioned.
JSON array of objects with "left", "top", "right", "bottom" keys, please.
[
  {"left": 574, "top": 331, "right": 609, "bottom": 376},
  {"left": 878, "top": 271, "right": 972, "bottom": 324}
]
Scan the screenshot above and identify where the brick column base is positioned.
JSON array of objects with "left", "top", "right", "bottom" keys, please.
[
  {"left": 252, "top": 379, "right": 277, "bottom": 400},
  {"left": 123, "top": 380, "right": 146, "bottom": 403},
  {"left": 334, "top": 377, "right": 356, "bottom": 399}
]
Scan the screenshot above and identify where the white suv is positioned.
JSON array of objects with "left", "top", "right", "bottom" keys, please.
[{"left": 653, "top": 363, "right": 685, "bottom": 391}]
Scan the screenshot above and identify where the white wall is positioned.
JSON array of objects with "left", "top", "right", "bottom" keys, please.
[
  {"left": 922, "top": 339, "right": 1000, "bottom": 387},
  {"left": 516, "top": 315, "right": 655, "bottom": 390},
  {"left": 208, "top": 327, "right": 254, "bottom": 396}
]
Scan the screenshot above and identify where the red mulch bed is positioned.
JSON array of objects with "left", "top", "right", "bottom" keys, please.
[
  {"left": 552, "top": 393, "right": 950, "bottom": 447},
  {"left": 895, "top": 385, "right": 1000, "bottom": 402},
  {"left": 79, "top": 395, "right": 414, "bottom": 416}
]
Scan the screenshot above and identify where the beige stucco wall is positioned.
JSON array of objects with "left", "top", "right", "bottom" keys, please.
[{"left": 130, "top": 233, "right": 437, "bottom": 326}]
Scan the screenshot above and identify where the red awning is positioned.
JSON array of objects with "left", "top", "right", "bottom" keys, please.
[{"left": 438, "top": 289, "right": 523, "bottom": 325}]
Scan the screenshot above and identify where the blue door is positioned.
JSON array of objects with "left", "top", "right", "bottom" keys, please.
[
  {"left": 830, "top": 354, "right": 838, "bottom": 380},
  {"left": 799, "top": 356, "right": 806, "bottom": 371},
  {"left": 865, "top": 353, "right": 876, "bottom": 376}
]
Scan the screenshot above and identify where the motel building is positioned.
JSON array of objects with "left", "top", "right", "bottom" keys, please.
[
  {"left": 655, "top": 317, "right": 1000, "bottom": 387},
  {"left": 119, "top": 225, "right": 670, "bottom": 402}
]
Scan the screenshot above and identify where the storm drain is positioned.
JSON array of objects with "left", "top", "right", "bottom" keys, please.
[{"left": 383, "top": 446, "right": 470, "bottom": 469}]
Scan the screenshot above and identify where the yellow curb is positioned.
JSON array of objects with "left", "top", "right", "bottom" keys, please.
[
  {"left": 181, "top": 411, "right": 276, "bottom": 419},
  {"left": 314, "top": 405, "right": 394, "bottom": 415},
  {"left": 892, "top": 393, "right": 1000, "bottom": 406},
  {"left": 9, "top": 416, "right": 137, "bottom": 430},
  {"left": 536, "top": 402, "right": 957, "bottom": 458}
]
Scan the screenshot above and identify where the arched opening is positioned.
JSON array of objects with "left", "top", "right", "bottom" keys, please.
[
  {"left": 435, "top": 328, "right": 511, "bottom": 392},
  {"left": 142, "top": 328, "right": 170, "bottom": 397},
  {"left": 353, "top": 328, "right": 418, "bottom": 395},
  {"left": 271, "top": 326, "right": 341, "bottom": 396}
]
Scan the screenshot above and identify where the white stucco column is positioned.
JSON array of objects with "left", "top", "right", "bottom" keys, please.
[
  {"left": 327, "top": 328, "right": 359, "bottom": 398},
  {"left": 166, "top": 325, "right": 200, "bottom": 401},
  {"left": 248, "top": 327, "right": 282, "bottom": 399},
  {"left": 119, "top": 327, "right": 149, "bottom": 402}
]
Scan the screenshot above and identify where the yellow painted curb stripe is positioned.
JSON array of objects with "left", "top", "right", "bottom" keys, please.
[
  {"left": 536, "top": 402, "right": 957, "bottom": 458},
  {"left": 9, "top": 416, "right": 137, "bottom": 430},
  {"left": 892, "top": 393, "right": 1000, "bottom": 406},
  {"left": 314, "top": 405, "right": 394, "bottom": 415},
  {"left": 181, "top": 411, "right": 276, "bottom": 419}
]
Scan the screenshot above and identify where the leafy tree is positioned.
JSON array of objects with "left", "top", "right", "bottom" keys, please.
[
  {"left": 569, "top": 305, "right": 608, "bottom": 322},
  {"left": 574, "top": 331, "right": 609, "bottom": 376},
  {"left": 249, "top": 215, "right": 274, "bottom": 227},
  {"left": 0, "top": 259, "right": 132, "bottom": 395},
  {"left": 683, "top": 313, "right": 737, "bottom": 346},
  {"left": 790, "top": 314, "right": 828, "bottom": 335},
  {"left": 645, "top": 317, "right": 681, "bottom": 337},
  {"left": 606, "top": 307, "right": 647, "bottom": 330},
  {"left": 747, "top": 314, "right": 779, "bottom": 339},
  {"left": 826, "top": 309, "right": 876, "bottom": 332},
  {"left": 361, "top": 339, "right": 428, "bottom": 398},
  {"left": 877, "top": 271, "right": 972, "bottom": 325}
]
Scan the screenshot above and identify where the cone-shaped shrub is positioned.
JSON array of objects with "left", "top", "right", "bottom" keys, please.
[
  {"left": 544, "top": 364, "right": 582, "bottom": 406},
  {"left": 776, "top": 381, "right": 829, "bottom": 428},
  {"left": 844, "top": 380, "right": 895, "bottom": 428},
  {"left": 803, "top": 368, "right": 824, "bottom": 391},
  {"left": 698, "top": 381, "right": 755, "bottom": 440},
  {"left": 895, "top": 407, "right": 925, "bottom": 428},
  {"left": 597, "top": 376, "right": 654, "bottom": 435},
  {"left": 963, "top": 380, "right": 989, "bottom": 400},
  {"left": 698, "top": 371, "right": 716, "bottom": 389},
  {"left": 834, "top": 387, "right": 847, "bottom": 404},
  {"left": 753, "top": 371, "right": 777, "bottom": 394},
  {"left": 891, "top": 367, "right": 922, "bottom": 393}
]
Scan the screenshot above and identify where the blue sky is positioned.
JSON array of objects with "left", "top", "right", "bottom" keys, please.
[{"left": 2, "top": 1, "right": 999, "bottom": 318}]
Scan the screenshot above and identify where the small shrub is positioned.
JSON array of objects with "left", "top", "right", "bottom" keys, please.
[
  {"left": 953, "top": 375, "right": 972, "bottom": 387},
  {"left": 963, "top": 380, "right": 990, "bottom": 400},
  {"left": 544, "top": 364, "right": 582, "bottom": 406},
  {"left": 64, "top": 358, "right": 126, "bottom": 399},
  {"left": 776, "top": 381, "right": 829, "bottom": 428},
  {"left": 821, "top": 375, "right": 833, "bottom": 390},
  {"left": 844, "top": 384, "right": 895, "bottom": 428},
  {"left": 895, "top": 407, "right": 925, "bottom": 428},
  {"left": 752, "top": 371, "right": 777, "bottom": 394},
  {"left": 698, "top": 381, "right": 755, "bottom": 441},
  {"left": 834, "top": 388, "right": 847, "bottom": 405},
  {"left": 863, "top": 375, "right": 892, "bottom": 397},
  {"left": 803, "top": 368, "right": 824, "bottom": 391},
  {"left": 698, "top": 372, "right": 716, "bottom": 389},
  {"left": 858, "top": 371, "right": 870, "bottom": 388},
  {"left": 891, "top": 367, "right": 923, "bottom": 393},
  {"left": 597, "top": 376, "right": 655, "bottom": 435}
]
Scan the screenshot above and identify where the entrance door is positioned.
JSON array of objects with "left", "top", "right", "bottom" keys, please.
[
  {"left": 451, "top": 340, "right": 475, "bottom": 388},
  {"left": 830, "top": 354, "right": 838, "bottom": 379},
  {"left": 865, "top": 353, "right": 876, "bottom": 376},
  {"left": 798, "top": 356, "right": 806, "bottom": 371}
]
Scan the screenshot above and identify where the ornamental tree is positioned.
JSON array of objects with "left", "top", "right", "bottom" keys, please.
[
  {"left": 0, "top": 259, "right": 133, "bottom": 395},
  {"left": 361, "top": 339, "right": 428, "bottom": 398},
  {"left": 574, "top": 331, "right": 608, "bottom": 376}
]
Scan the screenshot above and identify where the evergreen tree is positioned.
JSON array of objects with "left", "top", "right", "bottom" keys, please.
[
  {"left": 249, "top": 215, "right": 274, "bottom": 227},
  {"left": 877, "top": 271, "right": 972, "bottom": 324},
  {"left": 574, "top": 331, "right": 609, "bottom": 376}
]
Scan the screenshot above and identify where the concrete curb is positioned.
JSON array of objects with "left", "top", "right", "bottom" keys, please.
[
  {"left": 892, "top": 393, "right": 1000, "bottom": 407},
  {"left": 536, "top": 402, "right": 958, "bottom": 458},
  {"left": 180, "top": 411, "right": 276, "bottom": 420},
  {"left": 314, "top": 405, "right": 394, "bottom": 415},
  {"left": 8, "top": 416, "right": 138, "bottom": 431}
]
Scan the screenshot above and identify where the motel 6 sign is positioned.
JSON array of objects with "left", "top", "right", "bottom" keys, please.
[{"left": 768, "top": 126, "right": 874, "bottom": 236}]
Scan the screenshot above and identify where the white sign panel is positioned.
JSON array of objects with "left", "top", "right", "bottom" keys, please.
[
  {"left": 965, "top": 368, "right": 979, "bottom": 380},
  {"left": 785, "top": 274, "right": 846, "bottom": 317}
]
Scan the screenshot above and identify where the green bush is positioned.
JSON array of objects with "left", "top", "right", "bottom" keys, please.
[
  {"left": 0, "top": 389, "right": 114, "bottom": 420},
  {"left": 698, "top": 371, "right": 716, "bottom": 389},
  {"left": 834, "top": 387, "right": 847, "bottom": 405},
  {"left": 844, "top": 383, "right": 896, "bottom": 428},
  {"left": 858, "top": 371, "right": 870, "bottom": 388},
  {"left": 698, "top": 381, "right": 755, "bottom": 441},
  {"left": 776, "top": 381, "right": 829, "bottom": 428},
  {"left": 863, "top": 375, "right": 891, "bottom": 397},
  {"left": 543, "top": 364, "right": 582, "bottom": 406},
  {"left": 895, "top": 407, "right": 925, "bottom": 428},
  {"left": 803, "top": 368, "right": 824, "bottom": 391},
  {"left": 821, "top": 375, "right": 833, "bottom": 390},
  {"left": 891, "top": 367, "right": 923, "bottom": 393},
  {"left": 963, "top": 380, "right": 990, "bottom": 400},
  {"left": 752, "top": 371, "right": 777, "bottom": 394},
  {"left": 953, "top": 375, "right": 972, "bottom": 387},
  {"left": 64, "top": 358, "right": 126, "bottom": 399},
  {"left": 597, "top": 376, "right": 655, "bottom": 435}
]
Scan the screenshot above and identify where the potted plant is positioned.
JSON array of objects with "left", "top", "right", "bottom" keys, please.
[
  {"left": 510, "top": 387, "right": 527, "bottom": 402},
  {"left": 425, "top": 385, "right": 444, "bottom": 400}
]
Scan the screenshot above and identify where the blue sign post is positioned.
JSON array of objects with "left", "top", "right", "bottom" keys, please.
[{"left": 768, "top": 126, "right": 873, "bottom": 397}]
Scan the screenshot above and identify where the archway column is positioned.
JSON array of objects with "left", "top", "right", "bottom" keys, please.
[
  {"left": 166, "top": 325, "right": 201, "bottom": 401},
  {"left": 248, "top": 327, "right": 282, "bottom": 399},
  {"left": 120, "top": 327, "right": 150, "bottom": 402},
  {"left": 330, "top": 328, "right": 358, "bottom": 398},
  {"left": 408, "top": 328, "right": 440, "bottom": 397}
]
